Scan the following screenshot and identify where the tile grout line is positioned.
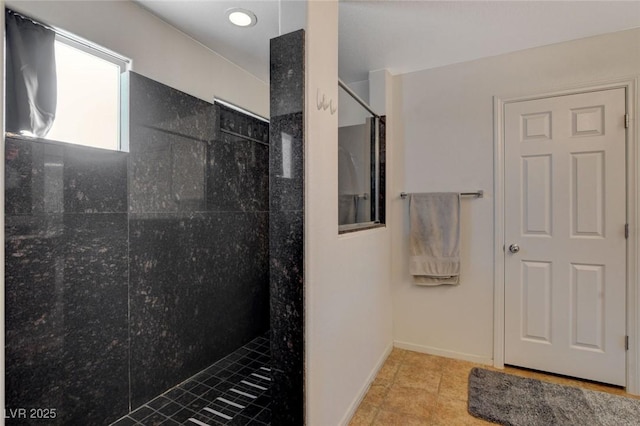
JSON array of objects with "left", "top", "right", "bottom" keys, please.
[
  {"left": 112, "top": 334, "right": 271, "bottom": 425},
  {"left": 354, "top": 349, "right": 639, "bottom": 425},
  {"left": 369, "top": 350, "right": 404, "bottom": 424}
]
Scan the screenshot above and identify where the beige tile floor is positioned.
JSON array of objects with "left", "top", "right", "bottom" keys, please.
[{"left": 349, "top": 347, "right": 639, "bottom": 425}]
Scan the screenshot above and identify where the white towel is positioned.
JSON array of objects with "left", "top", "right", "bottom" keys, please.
[{"left": 409, "top": 193, "right": 461, "bottom": 285}]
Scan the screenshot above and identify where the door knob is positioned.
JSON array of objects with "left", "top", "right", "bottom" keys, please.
[{"left": 509, "top": 244, "right": 520, "bottom": 254}]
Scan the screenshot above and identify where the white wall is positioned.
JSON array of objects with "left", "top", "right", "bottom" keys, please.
[
  {"left": 338, "top": 80, "right": 371, "bottom": 128},
  {"left": 305, "top": 2, "right": 393, "bottom": 425},
  {"left": 393, "top": 28, "right": 640, "bottom": 363},
  {"left": 346, "top": 79, "right": 369, "bottom": 102},
  {"left": 5, "top": 0, "right": 269, "bottom": 116}
]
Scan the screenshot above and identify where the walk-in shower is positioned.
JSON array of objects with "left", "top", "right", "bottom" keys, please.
[{"left": 5, "top": 71, "right": 272, "bottom": 425}]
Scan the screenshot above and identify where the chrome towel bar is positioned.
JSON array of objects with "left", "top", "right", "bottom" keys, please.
[{"left": 400, "top": 190, "right": 483, "bottom": 199}]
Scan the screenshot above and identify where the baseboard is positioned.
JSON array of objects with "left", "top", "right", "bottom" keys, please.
[
  {"left": 339, "top": 342, "right": 394, "bottom": 426},
  {"left": 393, "top": 340, "right": 493, "bottom": 366}
]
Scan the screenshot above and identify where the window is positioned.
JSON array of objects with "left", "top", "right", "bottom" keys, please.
[
  {"left": 46, "top": 35, "right": 128, "bottom": 150},
  {"left": 338, "top": 80, "right": 385, "bottom": 233},
  {"left": 5, "top": 9, "right": 130, "bottom": 151}
]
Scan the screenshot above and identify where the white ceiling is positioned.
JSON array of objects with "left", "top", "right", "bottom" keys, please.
[{"left": 135, "top": 1, "right": 640, "bottom": 84}]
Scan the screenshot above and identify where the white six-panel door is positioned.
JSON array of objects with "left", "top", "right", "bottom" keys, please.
[{"left": 504, "top": 88, "right": 627, "bottom": 386}]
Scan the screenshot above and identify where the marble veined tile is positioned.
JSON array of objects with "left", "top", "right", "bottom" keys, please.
[
  {"left": 128, "top": 71, "right": 217, "bottom": 143},
  {"left": 128, "top": 125, "right": 206, "bottom": 214},
  {"left": 129, "top": 211, "right": 269, "bottom": 408},
  {"left": 5, "top": 213, "right": 129, "bottom": 424},
  {"left": 63, "top": 144, "right": 127, "bottom": 213},
  {"left": 5, "top": 137, "right": 127, "bottom": 216},
  {"left": 207, "top": 133, "right": 269, "bottom": 212}
]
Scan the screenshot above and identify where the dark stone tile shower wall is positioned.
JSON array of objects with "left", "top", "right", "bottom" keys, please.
[
  {"left": 127, "top": 72, "right": 270, "bottom": 409},
  {"left": 269, "top": 29, "right": 305, "bottom": 425},
  {"left": 5, "top": 72, "right": 270, "bottom": 424},
  {"left": 5, "top": 137, "right": 129, "bottom": 424}
]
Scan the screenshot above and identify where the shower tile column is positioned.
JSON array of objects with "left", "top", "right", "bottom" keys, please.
[{"left": 269, "top": 29, "right": 305, "bottom": 425}]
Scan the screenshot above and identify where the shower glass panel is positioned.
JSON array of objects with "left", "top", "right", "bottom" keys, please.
[{"left": 338, "top": 83, "right": 381, "bottom": 232}]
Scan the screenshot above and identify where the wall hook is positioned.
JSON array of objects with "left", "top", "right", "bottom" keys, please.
[
  {"left": 316, "top": 89, "right": 325, "bottom": 111},
  {"left": 316, "top": 88, "right": 336, "bottom": 115}
]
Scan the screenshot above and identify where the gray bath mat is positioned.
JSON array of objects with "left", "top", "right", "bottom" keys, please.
[{"left": 468, "top": 367, "right": 640, "bottom": 425}]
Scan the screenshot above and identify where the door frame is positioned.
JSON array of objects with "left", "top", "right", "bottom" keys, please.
[{"left": 493, "top": 77, "right": 639, "bottom": 394}]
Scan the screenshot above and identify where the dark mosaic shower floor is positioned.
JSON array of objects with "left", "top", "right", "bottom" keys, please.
[{"left": 112, "top": 334, "right": 271, "bottom": 426}]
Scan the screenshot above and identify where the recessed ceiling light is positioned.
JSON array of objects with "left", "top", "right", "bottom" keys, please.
[{"left": 226, "top": 8, "right": 257, "bottom": 27}]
